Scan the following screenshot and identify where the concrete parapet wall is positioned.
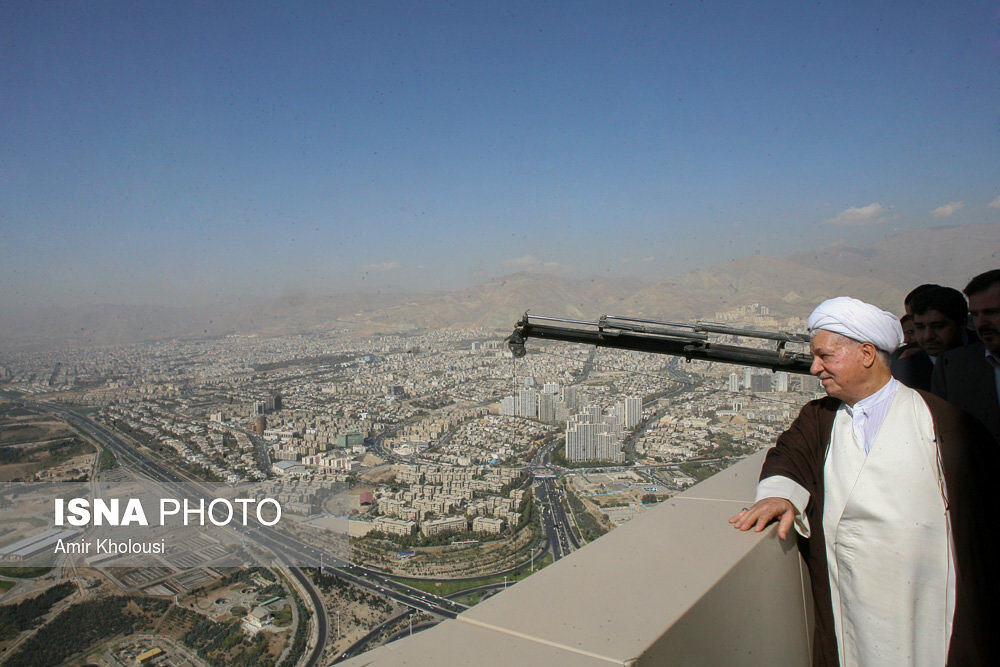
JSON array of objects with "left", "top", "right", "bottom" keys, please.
[{"left": 340, "top": 450, "right": 811, "bottom": 666}]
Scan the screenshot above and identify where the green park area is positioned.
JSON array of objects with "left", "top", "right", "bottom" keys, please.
[
  {"left": 0, "top": 567, "right": 52, "bottom": 580},
  {"left": 393, "top": 551, "right": 554, "bottom": 597}
]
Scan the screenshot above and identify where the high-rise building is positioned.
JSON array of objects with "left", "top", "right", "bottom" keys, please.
[
  {"left": 774, "top": 372, "right": 789, "bottom": 392},
  {"left": 562, "top": 386, "right": 579, "bottom": 414},
  {"left": 623, "top": 397, "right": 642, "bottom": 428},
  {"left": 538, "top": 393, "right": 557, "bottom": 422},
  {"left": 728, "top": 373, "right": 741, "bottom": 393},
  {"left": 542, "top": 382, "right": 560, "bottom": 395},
  {"left": 803, "top": 375, "right": 823, "bottom": 392},
  {"left": 750, "top": 374, "right": 772, "bottom": 393},
  {"left": 518, "top": 388, "right": 538, "bottom": 418},
  {"left": 565, "top": 406, "right": 624, "bottom": 463},
  {"left": 264, "top": 393, "right": 282, "bottom": 412},
  {"left": 337, "top": 431, "right": 365, "bottom": 448},
  {"left": 500, "top": 395, "right": 517, "bottom": 416}
]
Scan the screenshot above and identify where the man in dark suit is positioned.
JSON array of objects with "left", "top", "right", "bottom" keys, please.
[
  {"left": 892, "top": 286, "right": 966, "bottom": 390},
  {"left": 932, "top": 269, "right": 1000, "bottom": 443}
]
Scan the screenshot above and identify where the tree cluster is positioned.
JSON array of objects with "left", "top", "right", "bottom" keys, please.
[
  {"left": 0, "top": 581, "right": 74, "bottom": 640},
  {"left": 276, "top": 593, "right": 310, "bottom": 667},
  {"left": 4, "top": 596, "right": 168, "bottom": 667},
  {"left": 183, "top": 615, "right": 272, "bottom": 666}
]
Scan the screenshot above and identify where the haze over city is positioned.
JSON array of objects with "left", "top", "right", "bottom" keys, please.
[
  {"left": 3, "top": 1, "right": 999, "bottom": 314},
  {"left": 4, "top": 5, "right": 1000, "bottom": 664}
]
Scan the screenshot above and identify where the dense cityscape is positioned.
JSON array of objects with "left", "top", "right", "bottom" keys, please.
[
  {"left": 3, "top": 1, "right": 997, "bottom": 663},
  {"left": 0, "top": 303, "right": 822, "bottom": 664}
]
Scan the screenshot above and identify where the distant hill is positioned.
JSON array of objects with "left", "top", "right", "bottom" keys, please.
[
  {"left": 617, "top": 254, "right": 902, "bottom": 321},
  {"left": 344, "top": 272, "right": 650, "bottom": 331},
  {"left": 786, "top": 223, "right": 1000, "bottom": 297},
  {"left": 616, "top": 223, "right": 1000, "bottom": 321},
  {"left": 1, "top": 223, "right": 997, "bottom": 350}
]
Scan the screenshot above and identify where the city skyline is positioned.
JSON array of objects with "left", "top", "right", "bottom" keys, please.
[{"left": 3, "top": 1, "right": 999, "bottom": 310}]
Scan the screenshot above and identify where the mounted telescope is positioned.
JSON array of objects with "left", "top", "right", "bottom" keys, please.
[{"left": 506, "top": 313, "right": 813, "bottom": 375}]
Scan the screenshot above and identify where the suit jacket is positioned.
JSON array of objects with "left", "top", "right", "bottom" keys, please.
[
  {"left": 760, "top": 391, "right": 998, "bottom": 666},
  {"left": 890, "top": 349, "right": 933, "bottom": 390},
  {"left": 931, "top": 342, "right": 1000, "bottom": 444}
]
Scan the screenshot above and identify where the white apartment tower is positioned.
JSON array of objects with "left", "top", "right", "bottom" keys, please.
[
  {"left": 518, "top": 388, "right": 539, "bottom": 418},
  {"left": 538, "top": 393, "right": 557, "bottom": 422},
  {"left": 561, "top": 385, "right": 579, "bottom": 413},
  {"left": 565, "top": 406, "right": 625, "bottom": 463},
  {"left": 623, "top": 397, "right": 642, "bottom": 428},
  {"left": 500, "top": 395, "right": 517, "bottom": 416}
]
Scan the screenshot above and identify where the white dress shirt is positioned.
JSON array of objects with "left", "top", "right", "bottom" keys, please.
[{"left": 755, "top": 378, "right": 900, "bottom": 536}]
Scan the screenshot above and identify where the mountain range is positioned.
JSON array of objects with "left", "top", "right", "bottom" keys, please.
[{"left": 2, "top": 223, "right": 997, "bottom": 350}]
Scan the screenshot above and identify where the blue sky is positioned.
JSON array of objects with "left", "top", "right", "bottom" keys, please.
[{"left": 2, "top": 1, "right": 999, "bottom": 308}]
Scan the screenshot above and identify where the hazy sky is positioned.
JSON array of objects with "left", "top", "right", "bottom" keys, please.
[{"left": 3, "top": 1, "right": 999, "bottom": 308}]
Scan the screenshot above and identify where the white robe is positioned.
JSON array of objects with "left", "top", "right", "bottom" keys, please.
[{"left": 823, "top": 385, "right": 955, "bottom": 666}]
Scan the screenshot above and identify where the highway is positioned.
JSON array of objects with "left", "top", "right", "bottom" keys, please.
[
  {"left": 26, "top": 402, "right": 465, "bottom": 666},
  {"left": 534, "top": 478, "right": 577, "bottom": 559},
  {"left": 31, "top": 401, "right": 591, "bottom": 663},
  {"left": 522, "top": 434, "right": 581, "bottom": 560},
  {"left": 26, "top": 403, "right": 333, "bottom": 665},
  {"left": 249, "top": 432, "right": 272, "bottom": 475}
]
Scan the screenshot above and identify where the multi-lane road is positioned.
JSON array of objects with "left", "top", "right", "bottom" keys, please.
[
  {"left": 533, "top": 477, "right": 578, "bottom": 559},
  {"left": 30, "top": 399, "right": 593, "bottom": 663},
  {"left": 27, "top": 402, "right": 466, "bottom": 666}
]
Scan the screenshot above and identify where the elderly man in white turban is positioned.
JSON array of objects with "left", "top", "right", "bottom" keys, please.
[{"left": 730, "top": 297, "right": 996, "bottom": 666}]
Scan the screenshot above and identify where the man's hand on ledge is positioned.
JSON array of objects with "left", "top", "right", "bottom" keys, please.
[{"left": 729, "top": 497, "right": 795, "bottom": 540}]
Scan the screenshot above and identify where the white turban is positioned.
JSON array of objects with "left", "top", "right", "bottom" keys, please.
[{"left": 808, "top": 297, "right": 903, "bottom": 352}]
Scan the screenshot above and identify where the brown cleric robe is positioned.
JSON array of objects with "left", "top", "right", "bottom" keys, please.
[{"left": 760, "top": 390, "right": 998, "bottom": 666}]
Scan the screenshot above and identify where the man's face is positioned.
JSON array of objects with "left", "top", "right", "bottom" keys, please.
[
  {"left": 901, "top": 319, "right": 916, "bottom": 345},
  {"left": 913, "top": 309, "right": 963, "bottom": 357},
  {"left": 969, "top": 283, "right": 1000, "bottom": 355},
  {"left": 809, "top": 330, "right": 869, "bottom": 405}
]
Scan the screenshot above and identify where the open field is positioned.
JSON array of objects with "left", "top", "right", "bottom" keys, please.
[
  {"left": 0, "top": 407, "right": 97, "bottom": 481},
  {"left": 0, "top": 422, "right": 74, "bottom": 445}
]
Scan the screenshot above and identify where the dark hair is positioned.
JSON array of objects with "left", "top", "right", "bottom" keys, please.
[
  {"left": 964, "top": 269, "right": 1000, "bottom": 298},
  {"left": 904, "top": 283, "right": 941, "bottom": 308},
  {"left": 899, "top": 313, "right": 913, "bottom": 325},
  {"left": 909, "top": 286, "right": 968, "bottom": 326}
]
